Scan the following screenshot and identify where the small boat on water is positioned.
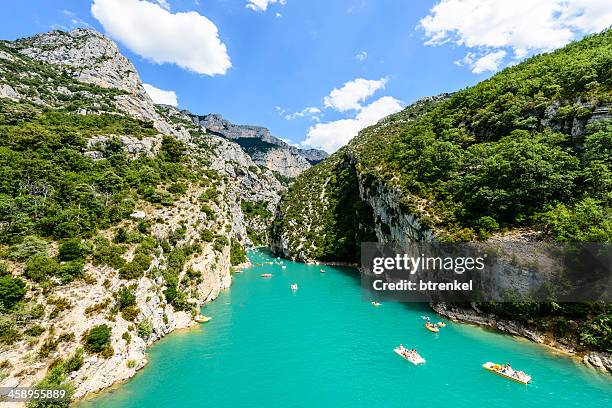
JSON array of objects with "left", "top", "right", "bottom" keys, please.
[
  {"left": 290, "top": 283, "right": 298, "bottom": 291},
  {"left": 282, "top": 265, "right": 287, "bottom": 269},
  {"left": 425, "top": 322, "right": 439, "bottom": 333},
  {"left": 483, "top": 362, "right": 531, "bottom": 384},
  {"left": 394, "top": 347, "right": 425, "bottom": 365},
  {"left": 371, "top": 302, "right": 381, "bottom": 306},
  {"left": 437, "top": 322, "right": 446, "bottom": 327},
  {"left": 195, "top": 315, "right": 212, "bottom": 323},
  {"left": 320, "top": 269, "right": 325, "bottom": 273},
  {"left": 260, "top": 273, "right": 273, "bottom": 278}
]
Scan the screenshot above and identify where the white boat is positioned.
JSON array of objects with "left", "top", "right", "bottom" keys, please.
[
  {"left": 282, "top": 265, "right": 287, "bottom": 269},
  {"left": 482, "top": 362, "right": 531, "bottom": 384},
  {"left": 371, "top": 301, "right": 381, "bottom": 306},
  {"left": 290, "top": 283, "right": 298, "bottom": 291},
  {"left": 394, "top": 347, "right": 425, "bottom": 365},
  {"left": 320, "top": 269, "right": 325, "bottom": 273},
  {"left": 195, "top": 315, "right": 212, "bottom": 323}
]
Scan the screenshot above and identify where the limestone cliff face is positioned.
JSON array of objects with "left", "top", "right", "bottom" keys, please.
[
  {"left": 0, "top": 28, "right": 285, "bottom": 400},
  {"left": 12, "top": 29, "right": 185, "bottom": 139},
  {"left": 188, "top": 113, "right": 328, "bottom": 177}
]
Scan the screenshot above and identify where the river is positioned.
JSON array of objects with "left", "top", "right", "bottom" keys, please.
[{"left": 79, "top": 249, "right": 612, "bottom": 407}]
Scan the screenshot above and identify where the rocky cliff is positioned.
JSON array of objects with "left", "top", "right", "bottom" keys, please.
[
  {"left": 0, "top": 28, "right": 284, "bottom": 401},
  {"left": 188, "top": 113, "right": 328, "bottom": 177}
]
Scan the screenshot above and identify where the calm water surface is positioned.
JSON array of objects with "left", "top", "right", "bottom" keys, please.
[{"left": 80, "top": 249, "right": 612, "bottom": 407}]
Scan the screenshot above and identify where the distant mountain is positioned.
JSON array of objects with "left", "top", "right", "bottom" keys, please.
[{"left": 187, "top": 113, "right": 328, "bottom": 177}]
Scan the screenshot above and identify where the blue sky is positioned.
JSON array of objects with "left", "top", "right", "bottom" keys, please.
[{"left": 1, "top": 0, "right": 610, "bottom": 152}]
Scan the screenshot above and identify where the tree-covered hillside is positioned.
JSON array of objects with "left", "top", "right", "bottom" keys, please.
[
  {"left": 274, "top": 30, "right": 611, "bottom": 258},
  {"left": 0, "top": 29, "right": 282, "bottom": 399},
  {"left": 271, "top": 30, "right": 612, "bottom": 352}
]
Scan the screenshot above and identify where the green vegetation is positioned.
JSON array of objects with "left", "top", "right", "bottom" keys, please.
[
  {"left": 26, "top": 349, "right": 83, "bottom": 408},
  {"left": 161, "top": 244, "right": 199, "bottom": 311},
  {"left": 84, "top": 324, "right": 112, "bottom": 354},
  {"left": 0, "top": 275, "right": 26, "bottom": 309},
  {"left": 380, "top": 31, "right": 609, "bottom": 241},
  {"left": 272, "top": 30, "right": 612, "bottom": 350},
  {"left": 0, "top": 99, "right": 190, "bottom": 245},
  {"left": 137, "top": 319, "right": 153, "bottom": 339},
  {"left": 241, "top": 200, "right": 272, "bottom": 219},
  {"left": 272, "top": 150, "right": 376, "bottom": 262},
  {"left": 230, "top": 238, "right": 247, "bottom": 265},
  {"left": 275, "top": 30, "right": 611, "bottom": 256}
]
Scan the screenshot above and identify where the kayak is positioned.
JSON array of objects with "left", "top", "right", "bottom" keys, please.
[
  {"left": 394, "top": 348, "right": 426, "bottom": 365},
  {"left": 371, "top": 302, "right": 381, "bottom": 306},
  {"left": 437, "top": 322, "right": 446, "bottom": 327},
  {"left": 482, "top": 362, "right": 531, "bottom": 384},
  {"left": 260, "top": 273, "right": 273, "bottom": 277},
  {"left": 425, "top": 323, "right": 439, "bottom": 333}
]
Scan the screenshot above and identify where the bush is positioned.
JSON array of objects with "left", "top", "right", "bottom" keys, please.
[
  {"left": 214, "top": 235, "right": 228, "bottom": 252},
  {"left": 0, "top": 275, "right": 26, "bottom": 308},
  {"left": 230, "top": 239, "right": 247, "bottom": 265},
  {"left": 58, "top": 239, "right": 83, "bottom": 262},
  {"left": 160, "top": 135, "right": 186, "bottom": 163},
  {"left": 64, "top": 349, "right": 83, "bottom": 373},
  {"left": 116, "top": 286, "right": 136, "bottom": 309},
  {"left": 9, "top": 235, "right": 47, "bottom": 261},
  {"left": 121, "top": 305, "right": 140, "bottom": 321},
  {"left": 200, "top": 229, "right": 214, "bottom": 242},
  {"left": 137, "top": 320, "right": 152, "bottom": 339},
  {"left": 24, "top": 324, "right": 45, "bottom": 337},
  {"left": 24, "top": 254, "right": 59, "bottom": 282},
  {"left": 200, "top": 204, "right": 215, "bottom": 219},
  {"left": 119, "top": 253, "right": 151, "bottom": 280},
  {"left": 168, "top": 182, "right": 187, "bottom": 195},
  {"left": 0, "top": 321, "right": 21, "bottom": 345},
  {"left": 59, "top": 261, "right": 84, "bottom": 283},
  {"left": 92, "top": 237, "right": 126, "bottom": 269},
  {"left": 84, "top": 324, "right": 112, "bottom": 353}
]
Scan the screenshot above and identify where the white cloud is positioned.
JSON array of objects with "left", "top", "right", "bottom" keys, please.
[
  {"left": 470, "top": 50, "right": 506, "bottom": 74},
  {"left": 280, "top": 137, "right": 300, "bottom": 147},
  {"left": 323, "top": 77, "right": 387, "bottom": 112},
  {"left": 303, "top": 96, "right": 402, "bottom": 153},
  {"left": 355, "top": 51, "right": 368, "bottom": 61},
  {"left": 61, "top": 9, "right": 92, "bottom": 29},
  {"left": 154, "top": 0, "right": 170, "bottom": 10},
  {"left": 143, "top": 83, "right": 178, "bottom": 106},
  {"left": 284, "top": 106, "right": 321, "bottom": 121},
  {"left": 246, "top": 0, "right": 286, "bottom": 12},
  {"left": 91, "top": 0, "right": 231, "bottom": 76},
  {"left": 420, "top": 0, "right": 612, "bottom": 73}
]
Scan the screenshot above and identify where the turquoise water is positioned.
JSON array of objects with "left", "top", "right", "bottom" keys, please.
[{"left": 81, "top": 249, "right": 611, "bottom": 408}]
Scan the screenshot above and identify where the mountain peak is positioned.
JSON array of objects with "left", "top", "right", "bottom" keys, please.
[{"left": 14, "top": 28, "right": 144, "bottom": 96}]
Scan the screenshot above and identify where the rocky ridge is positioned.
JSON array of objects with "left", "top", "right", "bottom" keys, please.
[{"left": 188, "top": 113, "right": 328, "bottom": 177}]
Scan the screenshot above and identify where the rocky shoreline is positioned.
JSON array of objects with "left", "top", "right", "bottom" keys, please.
[{"left": 431, "top": 303, "right": 612, "bottom": 374}]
